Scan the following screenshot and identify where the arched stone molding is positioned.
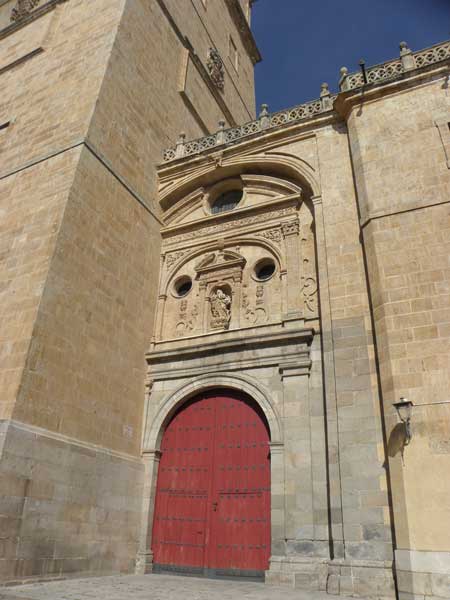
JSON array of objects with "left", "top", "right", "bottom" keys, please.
[
  {"left": 159, "top": 152, "right": 320, "bottom": 212},
  {"left": 162, "top": 236, "right": 285, "bottom": 292},
  {"left": 143, "top": 372, "right": 283, "bottom": 451},
  {"left": 137, "top": 373, "right": 286, "bottom": 575}
]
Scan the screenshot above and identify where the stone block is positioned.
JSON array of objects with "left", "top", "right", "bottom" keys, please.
[
  {"left": 327, "top": 573, "right": 341, "bottom": 595},
  {"left": 399, "top": 593, "right": 426, "bottom": 600},
  {"left": 430, "top": 573, "right": 450, "bottom": 598},
  {"left": 397, "top": 571, "right": 432, "bottom": 596}
]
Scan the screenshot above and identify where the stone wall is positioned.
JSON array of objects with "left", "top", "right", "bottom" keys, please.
[
  {"left": 0, "top": 421, "right": 143, "bottom": 581},
  {"left": 0, "top": 0, "right": 257, "bottom": 582},
  {"left": 345, "top": 72, "right": 450, "bottom": 600}
]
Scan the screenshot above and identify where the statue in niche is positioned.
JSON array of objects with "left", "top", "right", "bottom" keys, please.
[{"left": 210, "top": 288, "right": 231, "bottom": 329}]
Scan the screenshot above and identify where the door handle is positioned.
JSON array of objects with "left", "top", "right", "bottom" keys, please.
[{"left": 212, "top": 501, "right": 218, "bottom": 512}]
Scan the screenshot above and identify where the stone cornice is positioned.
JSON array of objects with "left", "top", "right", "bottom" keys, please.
[
  {"left": 161, "top": 193, "right": 300, "bottom": 243},
  {"left": 147, "top": 326, "right": 313, "bottom": 367},
  {"left": 224, "top": 0, "right": 261, "bottom": 65}
]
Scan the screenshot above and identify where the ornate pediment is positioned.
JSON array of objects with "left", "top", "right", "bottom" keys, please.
[{"left": 195, "top": 249, "right": 246, "bottom": 275}]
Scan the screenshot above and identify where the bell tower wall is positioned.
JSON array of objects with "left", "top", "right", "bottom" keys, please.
[{"left": 0, "top": 0, "right": 258, "bottom": 583}]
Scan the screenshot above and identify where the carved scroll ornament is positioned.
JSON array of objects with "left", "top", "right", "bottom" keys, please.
[{"left": 301, "top": 276, "right": 318, "bottom": 313}]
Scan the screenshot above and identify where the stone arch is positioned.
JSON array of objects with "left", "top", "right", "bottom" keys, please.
[
  {"left": 143, "top": 372, "right": 283, "bottom": 451},
  {"left": 162, "top": 236, "right": 285, "bottom": 293},
  {"left": 159, "top": 152, "right": 320, "bottom": 213}
]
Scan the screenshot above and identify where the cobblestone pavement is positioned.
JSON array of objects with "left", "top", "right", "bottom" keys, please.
[{"left": 0, "top": 574, "right": 349, "bottom": 600}]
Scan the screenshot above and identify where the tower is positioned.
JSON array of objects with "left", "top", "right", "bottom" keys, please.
[{"left": 0, "top": 0, "right": 259, "bottom": 580}]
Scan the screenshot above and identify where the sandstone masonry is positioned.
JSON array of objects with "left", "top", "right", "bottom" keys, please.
[{"left": 0, "top": 2, "right": 449, "bottom": 600}]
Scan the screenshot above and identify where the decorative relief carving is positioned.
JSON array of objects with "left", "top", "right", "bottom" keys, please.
[
  {"left": 206, "top": 48, "right": 225, "bottom": 90},
  {"left": 257, "top": 228, "right": 282, "bottom": 245},
  {"left": 176, "top": 298, "right": 199, "bottom": 337},
  {"left": 256, "top": 284, "right": 264, "bottom": 306},
  {"left": 165, "top": 250, "right": 187, "bottom": 269},
  {"left": 210, "top": 288, "right": 231, "bottom": 329},
  {"left": 301, "top": 276, "right": 318, "bottom": 313},
  {"left": 10, "top": 0, "right": 40, "bottom": 21},
  {"left": 166, "top": 207, "right": 296, "bottom": 244},
  {"left": 282, "top": 220, "right": 300, "bottom": 238},
  {"left": 242, "top": 284, "right": 267, "bottom": 325}
]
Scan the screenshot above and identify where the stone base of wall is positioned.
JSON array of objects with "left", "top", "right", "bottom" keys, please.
[
  {"left": 266, "top": 555, "right": 396, "bottom": 599},
  {"left": 327, "top": 559, "right": 396, "bottom": 599},
  {"left": 396, "top": 550, "right": 450, "bottom": 600},
  {"left": 135, "top": 551, "right": 154, "bottom": 575},
  {"left": 0, "top": 420, "right": 144, "bottom": 583},
  {"left": 266, "top": 555, "right": 329, "bottom": 591}
]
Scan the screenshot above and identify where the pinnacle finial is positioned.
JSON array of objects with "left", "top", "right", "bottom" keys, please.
[
  {"left": 259, "top": 103, "right": 269, "bottom": 118},
  {"left": 320, "top": 82, "right": 330, "bottom": 97}
]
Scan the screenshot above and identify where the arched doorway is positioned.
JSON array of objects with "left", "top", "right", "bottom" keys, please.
[{"left": 151, "top": 389, "right": 271, "bottom": 579}]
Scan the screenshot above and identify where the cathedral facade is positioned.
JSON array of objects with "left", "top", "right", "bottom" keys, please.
[{"left": 0, "top": 1, "right": 449, "bottom": 599}]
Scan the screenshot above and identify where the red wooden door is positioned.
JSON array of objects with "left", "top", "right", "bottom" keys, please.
[{"left": 151, "top": 390, "right": 271, "bottom": 578}]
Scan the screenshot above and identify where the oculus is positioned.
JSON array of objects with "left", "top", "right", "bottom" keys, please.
[
  {"left": 173, "top": 276, "right": 192, "bottom": 298},
  {"left": 211, "top": 190, "right": 243, "bottom": 214},
  {"left": 254, "top": 258, "right": 276, "bottom": 282}
]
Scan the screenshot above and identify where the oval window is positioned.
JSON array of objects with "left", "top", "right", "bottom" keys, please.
[
  {"left": 254, "top": 259, "right": 276, "bottom": 282},
  {"left": 174, "top": 276, "right": 192, "bottom": 297},
  {"left": 211, "top": 190, "right": 243, "bottom": 214}
]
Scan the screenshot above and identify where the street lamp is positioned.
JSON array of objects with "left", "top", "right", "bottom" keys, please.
[{"left": 393, "top": 397, "right": 414, "bottom": 445}]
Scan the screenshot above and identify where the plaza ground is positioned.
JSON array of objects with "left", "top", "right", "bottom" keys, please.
[{"left": 0, "top": 574, "right": 356, "bottom": 600}]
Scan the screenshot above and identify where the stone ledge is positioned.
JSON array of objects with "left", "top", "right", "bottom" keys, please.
[
  {"left": 396, "top": 550, "right": 450, "bottom": 576},
  {"left": 148, "top": 326, "right": 313, "bottom": 363}
]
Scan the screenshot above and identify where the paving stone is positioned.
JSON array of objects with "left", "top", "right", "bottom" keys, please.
[{"left": 0, "top": 574, "right": 363, "bottom": 600}]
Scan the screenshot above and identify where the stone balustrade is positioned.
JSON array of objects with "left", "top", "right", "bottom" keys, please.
[
  {"left": 339, "top": 39, "right": 450, "bottom": 91},
  {"left": 163, "top": 90, "right": 336, "bottom": 163},
  {"left": 163, "top": 38, "right": 450, "bottom": 164}
]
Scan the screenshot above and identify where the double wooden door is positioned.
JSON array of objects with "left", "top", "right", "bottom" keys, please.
[{"left": 151, "top": 390, "right": 271, "bottom": 578}]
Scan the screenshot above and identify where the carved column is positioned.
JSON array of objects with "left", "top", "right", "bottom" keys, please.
[
  {"left": 282, "top": 219, "right": 303, "bottom": 324},
  {"left": 230, "top": 271, "right": 243, "bottom": 329},
  {"left": 269, "top": 441, "right": 286, "bottom": 557},
  {"left": 136, "top": 449, "right": 162, "bottom": 574},
  {"left": 198, "top": 280, "right": 208, "bottom": 333},
  {"left": 279, "top": 360, "right": 314, "bottom": 546},
  {"left": 155, "top": 294, "right": 167, "bottom": 342}
]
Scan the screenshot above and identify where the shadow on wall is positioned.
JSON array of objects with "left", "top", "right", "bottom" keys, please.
[{"left": 387, "top": 423, "right": 409, "bottom": 464}]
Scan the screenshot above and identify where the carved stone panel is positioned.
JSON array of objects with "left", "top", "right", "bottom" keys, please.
[
  {"left": 206, "top": 47, "right": 225, "bottom": 90},
  {"left": 11, "top": 0, "right": 41, "bottom": 21},
  {"left": 195, "top": 249, "right": 245, "bottom": 331}
]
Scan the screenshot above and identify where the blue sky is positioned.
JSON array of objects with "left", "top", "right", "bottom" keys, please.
[{"left": 252, "top": 0, "right": 450, "bottom": 112}]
